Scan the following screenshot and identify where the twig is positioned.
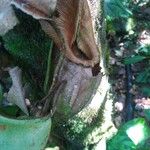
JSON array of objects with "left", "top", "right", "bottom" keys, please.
[{"left": 125, "top": 64, "right": 134, "bottom": 121}]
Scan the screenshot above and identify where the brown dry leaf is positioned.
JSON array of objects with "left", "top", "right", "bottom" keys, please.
[
  {"left": 7, "top": 67, "right": 29, "bottom": 115},
  {"left": 135, "top": 98, "right": 150, "bottom": 105},
  {"left": 135, "top": 98, "right": 150, "bottom": 110},
  {"left": 138, "top": 30, "right": 150, "bottom": 45}
]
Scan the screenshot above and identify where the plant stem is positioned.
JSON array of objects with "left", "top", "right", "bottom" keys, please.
[{"left": 44, "top": 41, "right": 53, "bottom": 93}]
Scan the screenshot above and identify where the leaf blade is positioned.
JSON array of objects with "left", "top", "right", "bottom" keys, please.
[
  {"left": 0, "top": 115, "right": 51, "bottom": 150},
  {"left": 124, "top": 55, "right": 146, "bottom": 65}
]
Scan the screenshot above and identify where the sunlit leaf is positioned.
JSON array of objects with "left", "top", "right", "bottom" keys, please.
[
  {"left": 45, "top": 147, "right": 59, "bottom": 150},
  {"left": 126, "top": 18, "right": 135, "bottom": 32},
  {"left": 0, "top": 115, "right": 51, "bottom": 150},
  {"left": 107, "top": 118, "right": 150, "bottom": 150}
]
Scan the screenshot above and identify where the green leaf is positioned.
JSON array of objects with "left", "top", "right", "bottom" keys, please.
[
  {"left": 0, "top": 115, "right": 51, "bottom": 150},
  {"left": 2, "top": 11, "right": 51, "bottom": 75},
  {"left": 126, "top": 18, "right": 135, "bottom": 32},
  {"left": 124, "top": 55, "right": 146, "bottom": 64},
  {"left": 107, "top": 118, "right": 150, "bottom": 150},
  {"left": 138, "top": 45, "right": 150, "bottom": 55},
  {"left": 136, "top": 69, "right": 150, "bottom": 83},
  {"left": 136, "top": 138, "right": 150, "bottom": 150},
  {"left": 0, "top": 106, "right": 19, "bottom": 117},
  {"left": 142, "top": 87, "right": 150, "bottom": 96},
  {"left": 105, "top": 0, "right": 132, "bottom": 20},
  {"left": 144, "top": 109, "right": 150, "bottom": 122},
  {"left": 2, "top": 11, "right": 53, "bottom": 100}
]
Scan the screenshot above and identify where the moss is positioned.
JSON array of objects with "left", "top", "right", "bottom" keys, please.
[{"left": 53, "top": 91, "right": 116, "bottom": 149}]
